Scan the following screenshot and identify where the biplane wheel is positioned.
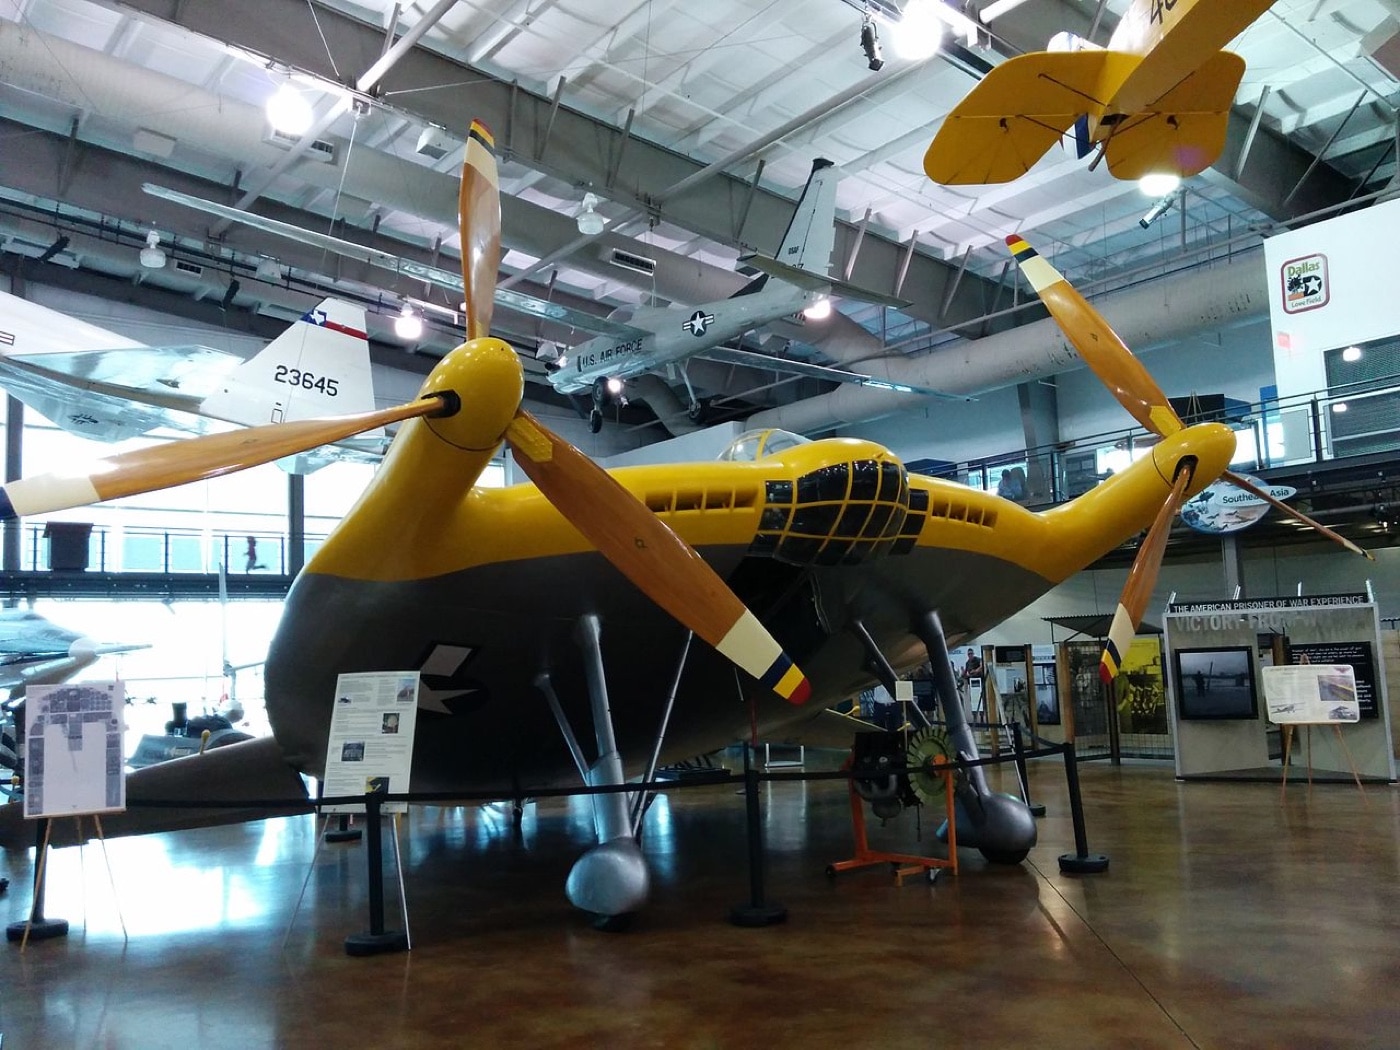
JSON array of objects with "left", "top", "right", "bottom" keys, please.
[
  {"left": 979, "top": 847, "right": 1029, "bottom": 866},
  {"left": 591, "top": 911, "right": 634, "bottom": 933},
  {"left": 588, "top": 409, "right": 603, "bottom": 434}
]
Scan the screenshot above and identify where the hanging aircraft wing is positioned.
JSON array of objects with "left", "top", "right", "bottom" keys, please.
[
  {"left": 737, "top": 252, "right": 911, "bottom": 310},
  {"left": 924, "top": 50, "right": 1139, "bottom": 184},
  {"left": 700, "top": 345, "right": 967, "bottom": 401},
  {"left": 142, "top": 184, "right": 650, "bottom": 343}
]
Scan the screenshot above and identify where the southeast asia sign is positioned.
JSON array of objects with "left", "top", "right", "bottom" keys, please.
[{"left": 1179, "top": 474, "right": 1297, "bottom": 534}]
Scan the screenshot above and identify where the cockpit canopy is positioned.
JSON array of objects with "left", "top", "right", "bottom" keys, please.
[{"left": 717, "top": 429, "right": 811, "bottom": 462}]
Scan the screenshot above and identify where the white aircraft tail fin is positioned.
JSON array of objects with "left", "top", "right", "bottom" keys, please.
[
  {"left": 201, "top": 299, "right": 378, "bottom": 431},
  {"left": 774, "top": 158, "right": 838, "bottom": 277}
]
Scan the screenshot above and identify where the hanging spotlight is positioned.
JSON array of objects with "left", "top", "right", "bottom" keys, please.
[
  {"left": 254, "top": 257, "right": 284, "bottom": 282},
  {"left": 535, "top": 339, "right": 561, "bottom": 362},
  {"left": 266, "top": 81, "right": 314, "bottom": 136},
  {"left": 1139, "top": 190, "right": 1180, "bottom": 229},
  {"left": 605, "top": 376, "right": 625, "bottom": 396},
  {"left": 139, "top": 230, "right": 167, "bottom": 269},
  {"left": 577, "top": 193, "right": 606, "bottom": 236},
  {"left": 394, "top": 304, "right": 424, "bottom": 341},
  {"left": 860, "top": 16, "right": 885, "bottom": 71},
  {"left": 803, "top": 296, "right": 832, "bottom": 320}
]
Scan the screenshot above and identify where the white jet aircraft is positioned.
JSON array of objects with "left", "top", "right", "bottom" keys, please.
[{"left": 0, "top": 294, "right": 383, "bottom": 471}]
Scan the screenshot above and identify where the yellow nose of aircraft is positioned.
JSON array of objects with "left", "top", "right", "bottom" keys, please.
[{"left": 421, "top": 337, "right": 525, "bottom": 452}]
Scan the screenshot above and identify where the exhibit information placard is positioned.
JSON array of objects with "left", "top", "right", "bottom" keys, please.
[
  {"left": 24, "top": 681, "right": 126, "bottom": 819},
  {"left": 322, "top": 671, "right": 420, "bottom": 814},
  {"left": 1261, "top": 664, "right": 1360, "bottom": 724}
]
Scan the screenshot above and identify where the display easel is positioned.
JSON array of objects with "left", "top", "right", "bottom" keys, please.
[
  {"left": 827, "top": 756, "right": 958, "bottom": 885},
  {"left": 7, "top": 814, "right": 126, "bottom": 951},
  {"left": 1280, "top": 723, "right": 1366, "bottom": 799}
]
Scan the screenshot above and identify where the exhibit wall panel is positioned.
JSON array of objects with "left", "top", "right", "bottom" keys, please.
[{"left": 1166, "top": 600, "right": 1395, "bottom": 781}]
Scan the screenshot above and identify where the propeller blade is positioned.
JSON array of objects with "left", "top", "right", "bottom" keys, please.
[
  {"left": 1100, "top": 464, "right": 1196, "bottom": 683},
  {"left": 1221, "top": 470, "right": 1374, "bottom": 561},
  {"left": 1006, "top": 235, "right": 1185, "bottom": 439},
  {"left": 460, "top": 120, "right": 501, "bottom": 340},
  {"left": 505, "top": 409, "right": 811, "bottom": 704},
  {"left": 0, "top": 399, "right": 444, "bottom": 520}
]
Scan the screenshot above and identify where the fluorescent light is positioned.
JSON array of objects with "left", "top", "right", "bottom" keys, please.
[
  {"left": 1342, "top": 345, "right": 1362, "bottom": 362},
  {"left": 266, "top": 82, "right": 313, "bottom": 136},
  {"left": 1138, "top": 172, "right": 1181, "bottom": 196},
  {"left": 979, "top": 0, "right": 1033, "bottom": 22},
  {"left": 1332, "top": 402, "right": 1349, "bottom": 413}
]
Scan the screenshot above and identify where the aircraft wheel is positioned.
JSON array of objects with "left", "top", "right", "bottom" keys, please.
[
  {"left": 686, "top": 399, "right": 706, "bottom": 424},
  {"left": 979, "top": 847, "right": 1029, "bottom": 866},
  {"left": 588, "top": 409, "right": 603, "bottom": 434}
]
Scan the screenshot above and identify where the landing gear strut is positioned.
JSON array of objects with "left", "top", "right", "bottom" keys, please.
[
  {"left": 538, "top": 615, "right": 649, "bottom": 924},
  {"left": 914, "top": 611, "right": 1037, "bottom": 864}
]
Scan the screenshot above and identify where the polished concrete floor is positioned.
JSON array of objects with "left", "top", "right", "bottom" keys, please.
[{"left": 2, "top": 757, "right": 1398, "bottom": 1049}]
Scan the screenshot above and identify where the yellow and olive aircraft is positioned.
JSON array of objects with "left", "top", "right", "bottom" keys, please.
[
  {"left": 925, "top": 0, "right": 1276, "bottom": 184},
  {"left": 0, "top": 121, "right": 1364, "bottom": 923}
]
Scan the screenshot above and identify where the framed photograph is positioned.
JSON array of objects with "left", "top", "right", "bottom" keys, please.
[
  {"left": 1034, "top": 662, "right": 1060, "bottom": 726},
  {"left": 1174, "top": 646, "right": 1259, "bottom": 721}
]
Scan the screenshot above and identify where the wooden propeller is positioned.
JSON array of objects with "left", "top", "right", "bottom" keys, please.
[{"left": 1005, "top": 235, "right": 1373, "bottom": 683}]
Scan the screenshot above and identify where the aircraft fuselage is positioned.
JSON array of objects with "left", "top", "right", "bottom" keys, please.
[{"left": 548, "top": 284, "right": 813, "bottom": 396}]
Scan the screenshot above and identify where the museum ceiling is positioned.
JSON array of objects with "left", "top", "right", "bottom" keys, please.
[{"left": 0, "top": 0, "right": 1396, "bottom": 432}]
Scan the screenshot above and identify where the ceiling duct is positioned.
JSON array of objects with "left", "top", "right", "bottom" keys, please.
[
  {"left": 261, "top": 127, "right": 337, "bottom": 163},
  {"left": 608, "top": 248, "right": 658, "bottom": 277}
]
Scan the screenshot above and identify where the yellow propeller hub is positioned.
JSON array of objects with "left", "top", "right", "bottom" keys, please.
[
  {"left": 421, "top": 337, "right": 525, "bottom": 452},
  {"left": 1150, "top": 422, "right": 1236, "bottom": 495}
]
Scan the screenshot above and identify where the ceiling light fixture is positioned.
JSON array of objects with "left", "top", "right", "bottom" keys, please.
[
  {"left": 978, "top": 0, "right": 1033, "bottom": 22},
  {"left": 394, "top": 304, "right": 424, "bottom": 341},
  {"left": 1139, "top": 190, "right": 1181, "bottom": 229},
  {"left": 1138, "top": 172, "right": 1182, "bottom": 197},
  {"left": 1342, "top": 345, "right": 1363, "bottom": 362},
  {"left": 254, "top": 258, "right": 284, "bottom": 282},
  {"left": 860, "top": 15, "right": 884, "bottom": 71},
  {"left": 577, "top": 193, "right": 606, "bottom": 236},
  {"left": 139, "top": 230, "right": 167, "bottom": 269},
  {"left": 803, "top": 297, "right": 833, "bottom": 320},
  {"left": 266, "top": 81, "right": 314, "bottom": 136},
  {"left": 892, "top": 0, "right": 946, "bottom": 60},
  {"left": 1332, "top": 402, "right": 1349, "bottom": 413},
  {"left": 605, "top": 377, "right": 625, "bottom": 396}
]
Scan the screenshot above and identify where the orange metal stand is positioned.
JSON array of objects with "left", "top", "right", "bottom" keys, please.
[{"left": 826, "top": 756, "right": 958, "bottom": 885}]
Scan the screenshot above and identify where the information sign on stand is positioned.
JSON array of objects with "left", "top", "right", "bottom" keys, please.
[
  {"left": 24, "top": 682, "right": 125, "bottom": 820},
  {"left": 1262, "top": 664, "right": 1360, "bottom": 724},
  {"left": 322, "top": 672, "right": 420, "bottom": 814}
]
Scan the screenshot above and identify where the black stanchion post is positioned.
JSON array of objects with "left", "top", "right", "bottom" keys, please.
[
  {"left": 325, "top": 813, "right": 361, "bottom": 844},
  {"left": 345, "top": 786, "right": 409, "bottom": 956},
  {"left": 1057, "top": 741, "right": 1109, "bottom": 874},
  {"left": 729, "top": 743, "right": 786, "bottom": 927},
  {"left": 1010, "top": 722, "right": 1046, "bottom": 817},
  {"left": 7, "top": 819, "right": 69, "bottom": 943}
]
